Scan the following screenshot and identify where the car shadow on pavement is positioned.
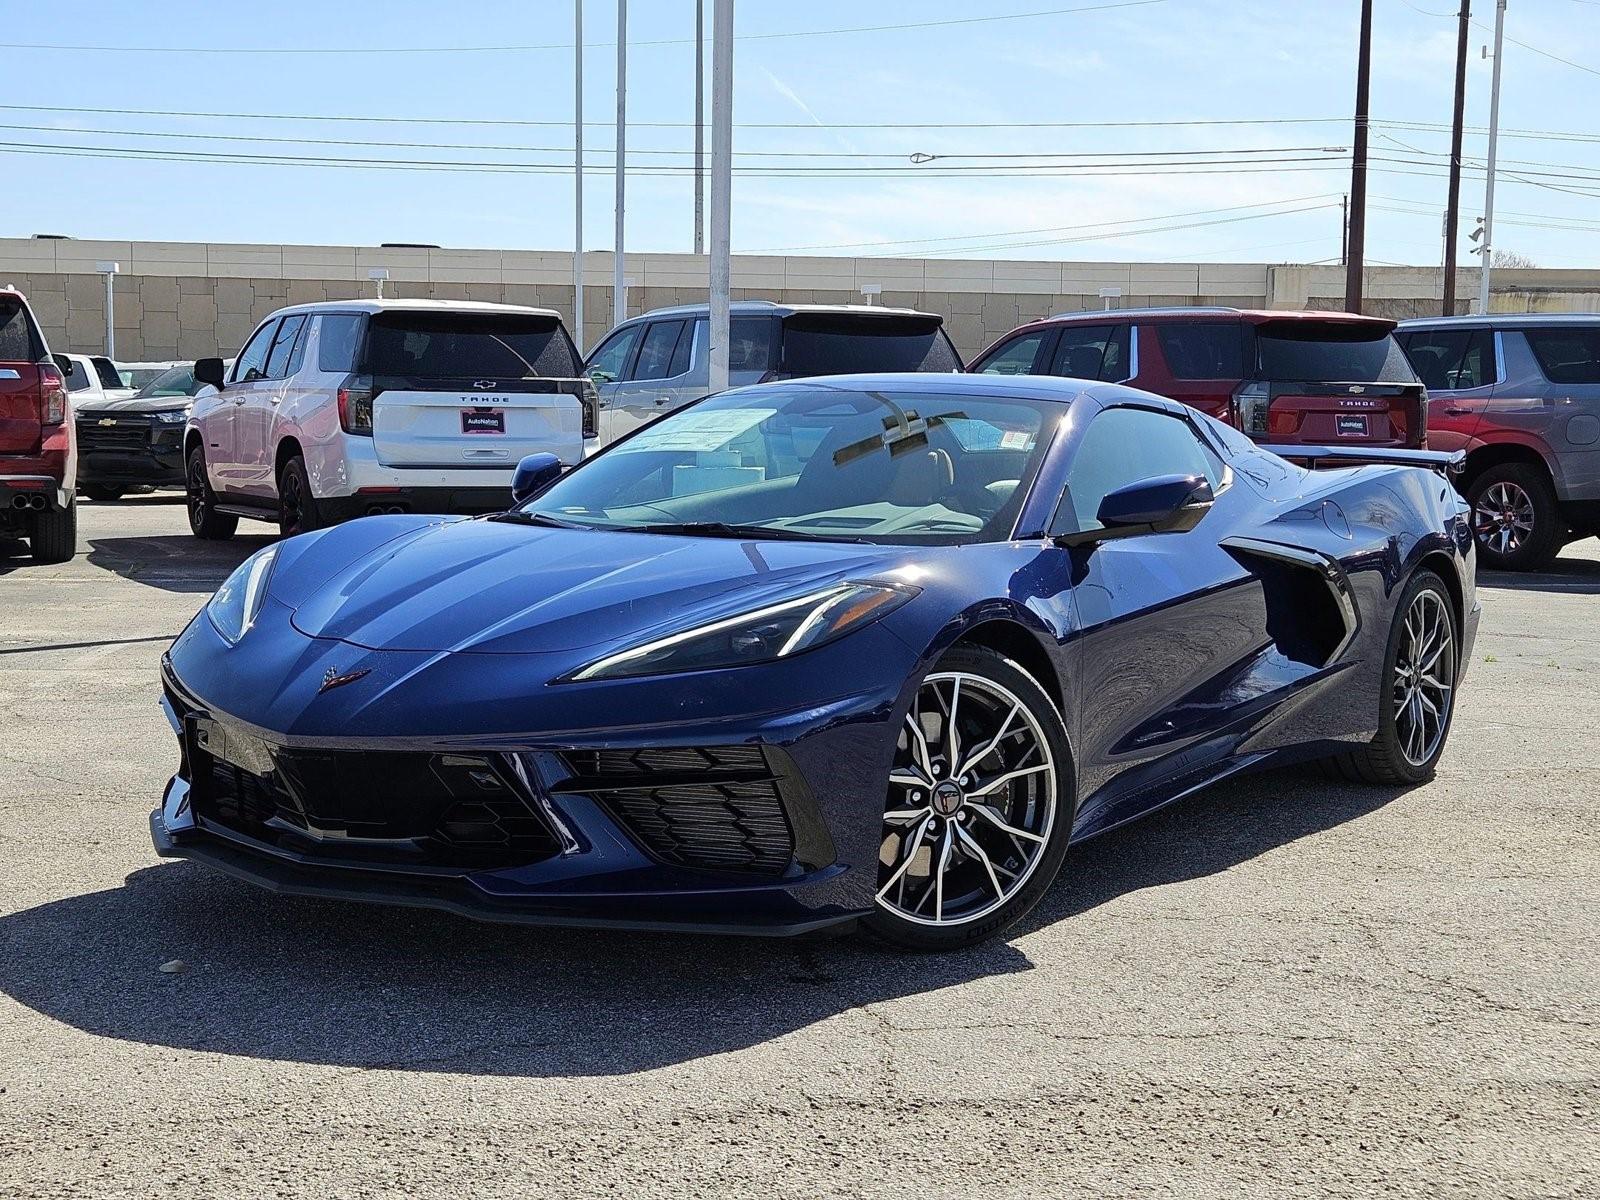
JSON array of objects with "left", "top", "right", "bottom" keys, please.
[
  {"left": 0, "top": 767, "right": 1403, "bottom": 1078},
  {"left": 84, "top": 534, "right": 275, "bottom": 593},
  {"left": 1477, "top": 549, "right": 1600, "bottom": 595}
]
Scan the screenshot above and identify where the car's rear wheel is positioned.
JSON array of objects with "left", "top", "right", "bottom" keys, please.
[
  {"left": 1467, "top": 463, "right": 1562, "bottom": 571},
  {"left": 276, "top": 455, "right": 323, "bottom": 538},
  {"left": 862, "top": 645, "right": 1073, "bottom": 952},
  {"left": 1324, "top": 569, "right": 1459, "bottom": 786},
  {"left": 28, "top": 500, "right": 76, "bottom": 564},
  {"left": 82, "top": 484, "right": 124, "bottom": 502},
  {"left": 185, "top": 446, "right": 238, "bottom": 540}
]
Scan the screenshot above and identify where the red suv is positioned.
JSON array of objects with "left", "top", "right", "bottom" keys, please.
[
  {"left": 970, "top": 307, "right": 1427, "bottom": 450},
  {"left": 0, "top": 288, "right": 76, "bottom": 563}
]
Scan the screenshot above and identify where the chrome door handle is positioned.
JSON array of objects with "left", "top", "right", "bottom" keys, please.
[{"left": 1444, "top": 406, "right": 1472, "bottom": 416}]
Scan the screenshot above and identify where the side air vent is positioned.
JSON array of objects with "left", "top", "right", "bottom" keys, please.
[{"left": 1221, "top": 537, "right": 1358, "bottom": 668}]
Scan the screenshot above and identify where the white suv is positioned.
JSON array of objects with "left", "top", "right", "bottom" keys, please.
[{"left": 183, "top": 299, "right": 597, "bottom": 539}]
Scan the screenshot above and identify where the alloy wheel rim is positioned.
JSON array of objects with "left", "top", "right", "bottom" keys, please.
[
  {"left": 875, "top": 671, "right": 1057, "bottom": 927},
  {"left": 1393, "top": 589, "right": 1455, "bottom": 767},
  {"left": 186, "top": 457, "right": 207, "bottom": 529},
  {"left": 1473, "top": 481, "right": 1535, "bottom": 559}
]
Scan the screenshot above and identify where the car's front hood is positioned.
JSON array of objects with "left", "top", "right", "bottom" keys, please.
[
  {"left": 75, "top": 396, "right": 190, "bottom": 414},
  {"left": 279, "top": 515, "right": 911, "bottom": 655}
]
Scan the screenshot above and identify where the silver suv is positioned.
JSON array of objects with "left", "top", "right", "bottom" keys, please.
[
  {"left": 1399, "top": 314, "right": 1600, "bottom": 571},
  {"left": 584, "top": 301, "right": 963, "bottom": 443}
]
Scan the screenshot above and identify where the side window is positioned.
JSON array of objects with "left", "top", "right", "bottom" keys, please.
[
  {"left": 586, "top": 325, "right": 643, "bottom": 383},
  {"left": 60, "top": 357, "right": 92, "bottom": 392},
  {"left": 634, "top": 320, "right": 687, "bottom": 382},
  {"left": 1049, "top": 325, "right": 1131, "bottom": 382},
  {"left": 670, "top": 319, "right": 704, "bottom": 378},
  {"left": 1057, "top": 407, "right": 1223, "bottom": 535},
  {"left": 730, "top": 316, "right": 777, "bottom": 374},
  {"left": 264, "top": 314, "right": 307, "bottom": 380},
  {"left": 977, "top": 331, "right": 1050, "bottom": 376},
  {"left": 1525, "top": 328, "right": 1600, "bottom": 385},
  {"left": 1402, "top": 329, "right": 1496, "bottom": 391},
  {"left": 1156, "top": 322, "right": 1244, "bottom": 380},
  {"left": 316, "top": 313, "right": 364, "bottom": 373},
  {"left": 231, "top": 319, "right": 278, "bottom": 384}
]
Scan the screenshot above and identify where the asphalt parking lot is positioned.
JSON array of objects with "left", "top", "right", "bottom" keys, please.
[{"left": 1, "top": 496, "right": 1597, "bottom": 1199}]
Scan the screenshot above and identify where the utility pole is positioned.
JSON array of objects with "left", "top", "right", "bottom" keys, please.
[
  {"left": 1340, "top": 194, "right": 1348, "bottom": 267},
  {"left": 1442, "top": 0, "right": 1471, "bottom": 315},
  {"left": 693, "top": 0, "right": 705, "bottom": 256},
  {"left": 574, "top": 0, "right": 585, "bottom": 346},
  {"left": 1343, "top": 0, "right": 1373, "bottom": 313},
  {"left": 707, "top": 0, "right": 734, "bottom": 395},
  {"left": 613, "top": 0, "right": 627, "bottom": 325},
  {"left": 1478, "top": 0, "right": 1507, "bottom": 315}
]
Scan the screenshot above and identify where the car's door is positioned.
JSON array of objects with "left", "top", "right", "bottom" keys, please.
[
  {"left": 236, "top": 313, "right": 308, "bottom": 496},
  {"left": 211, "top": 318, "right": 279, "bottom": 495},
  {"left": 605, "top": 319, "right": 690, "bottom": 439},
  {"left": 586, "top": 322, "right": 645, "bottom": 443},
  {"left": 1050, "top": 401, "right": 1265, "bottom": 822},
  {"left": 1399, "top": 326, "right": 1496, "bottom": 453}
]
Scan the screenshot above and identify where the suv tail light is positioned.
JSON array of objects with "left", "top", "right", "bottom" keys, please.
[
  {"left": 39, "top": 362, "right": 66, "bottom": 425},
  {"left": 1232, "top": 380, "right": 1270, "bottom": 437},
  {"left": 337, "top": 374, "right": 374, "bottom": 435},
  {"left": 579, "top": 377, "right": 599, "bottom": 439}
]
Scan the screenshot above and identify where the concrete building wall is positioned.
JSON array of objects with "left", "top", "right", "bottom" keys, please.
[{"left": 3, "top": 238, "right": 1596, "bottom": 364}]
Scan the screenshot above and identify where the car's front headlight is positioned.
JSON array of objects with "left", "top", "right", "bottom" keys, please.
[
  {"left": 567, "top": 582, "right": 916, "bottom": 682},
  {"left": 206, "top": 546, "right": 279, "bottom": 645},
  {"left": 153, "top": 409, "right": 189, "bottom": 424}
]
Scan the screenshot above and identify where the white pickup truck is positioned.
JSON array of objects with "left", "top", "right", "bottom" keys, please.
[{"left": 183, "top": 299, "right": 598, "bottom": 539}]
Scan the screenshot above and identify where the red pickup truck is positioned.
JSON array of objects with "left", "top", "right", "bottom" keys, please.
[{"left": 0, "top": 288, "right": 76, "bottom": 562}]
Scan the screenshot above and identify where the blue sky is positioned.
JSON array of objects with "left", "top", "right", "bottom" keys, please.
[{"left": 2, "top": 0, "right": 1595, "bottom": 266}]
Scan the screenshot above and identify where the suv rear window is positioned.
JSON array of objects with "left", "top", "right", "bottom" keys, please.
[
  {"left": 778, "top": 313, "right": 960, "bottom": 376},
  {"left": 0, "top": 299, "right": 41, "bottom": 361},
  {"left": 1525, "top": 328, "right": 1600, "bottom": 385},
  {"left": 362, "top": 312, "right": 583, "bottom": 379},
  {"left": 1254, "top": 321, "right": 1414, "bottom": 384}
]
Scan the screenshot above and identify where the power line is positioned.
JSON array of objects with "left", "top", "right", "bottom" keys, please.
[{"left": 0, "top": 1, "right": 1168, "bottom": 55}]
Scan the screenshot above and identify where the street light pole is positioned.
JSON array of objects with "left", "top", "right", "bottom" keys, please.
[
  {"left": 96, "top": 261, "right": 119, "bottom": 358},
  {"left": 574, "top": 0, "right": 585, "bottom": 346},
  {"left": 1477, "top": 0, "right": 1507, "bottom": 315},
  {"left": 707, "top": 0, "right": 734, "bottom": 396},
  {"left": 613, "top": 0, "right": 628, "bottom": 326},
  {"left": 693, "top": 0, "right": 705, "bottom": 256}
]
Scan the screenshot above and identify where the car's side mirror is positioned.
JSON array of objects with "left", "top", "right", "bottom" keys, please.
[
  {"left": 193, "top": 357, "right": 227, "bottom": 391},
  {"left": 1058, "top": 474, "right": 1214, "bottom": 547},
  {"left": 511, "top": 452, "right": 565, "bottom": 504}
]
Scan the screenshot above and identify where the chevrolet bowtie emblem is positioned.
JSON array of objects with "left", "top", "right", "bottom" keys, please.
[
  {"left": 98, "top": 417, "right": 117, "bottom": 426},
  {"left": 318, "top": 666, "right": 371, "bottom": 694},
  {"left": 472, "top": 380, "right": 497, "bottom": 389}
]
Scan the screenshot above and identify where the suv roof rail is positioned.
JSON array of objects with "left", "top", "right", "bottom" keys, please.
[{"left": 1044, "top": 305, "right": 1246, "bottom": 321}]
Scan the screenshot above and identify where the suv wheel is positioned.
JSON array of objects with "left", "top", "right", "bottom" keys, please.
[
  {"left": 185, "top": 446, "right": 238, "bottom": 540},
  {"left": 82, "top": 484, "right": 124, "bottom": 502},
  {"left": 28, "top": 498, "right": 76, "bottom": 564},
  {"left": 1467, "top": 463, "right": 1562, "bottom": 571},
  {"left": 277, "top": 455, "right": 323, "bottom": 538}
]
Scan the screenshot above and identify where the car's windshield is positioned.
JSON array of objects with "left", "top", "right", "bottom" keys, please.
[
  {"left": 133, "top": 364, "right": 199, "bottom": 398},
  {"left": 521, "top": 385, "right": 1058, "bottom": 545}
]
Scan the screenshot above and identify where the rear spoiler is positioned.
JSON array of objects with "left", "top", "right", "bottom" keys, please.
[{"left": 1275, "top": 445, "right": 1466, "bottom": 478}]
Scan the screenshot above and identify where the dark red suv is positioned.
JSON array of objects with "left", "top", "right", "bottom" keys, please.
[
  {"left": 1, "top": 288, "right": 76, "bottom": 563},
  {"left": 970, "top": 307, "right": 1427, "bottom": 450}
]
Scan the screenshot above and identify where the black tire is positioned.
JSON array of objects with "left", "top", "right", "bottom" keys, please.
[
  {"left": 1466, "top": 462, "right": 1563, "bottom": 571},
  {"left": 861, "top": 645, "right": 1074, "bottom": 952},
  {"left": 185, "top": 445, "right": 238, "bottom": 541},
  {"left": 28, "top": 500, "right": 76, "bottom": 563},
  {"left": 276, "top": 455, "right": 323, "bottom": 538},
  {"left": 1323, "top": 570, "right": 1460, "bottom": 786},
  {"left": 81, "top": 484, "right": 124, "bottom": 502}
]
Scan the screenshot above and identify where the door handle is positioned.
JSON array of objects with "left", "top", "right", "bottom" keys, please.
[
  {"left": 1444, "top": 406, "right": 1472, "bottom": 416},
  {"left": 654, "top": 396, "right": 670, "bottom": 406}
]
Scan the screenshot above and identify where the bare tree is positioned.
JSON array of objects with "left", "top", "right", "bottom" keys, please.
[{"left": 1491, "top": 249, "right": 1538, "bottom": 269}]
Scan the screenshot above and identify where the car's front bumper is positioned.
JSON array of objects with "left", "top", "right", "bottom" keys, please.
[{"left": 75, "top": 416, "right": 186, "bottom": 487}]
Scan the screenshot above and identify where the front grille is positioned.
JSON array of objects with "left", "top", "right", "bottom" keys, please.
[
  {"left": 77, "top": 418, "right": 152, "bottom": 451},
  {"left": 186, "top": 720, "right": 561, "bottom": 869},
  {"left": 559, "top": 746, "right": 795, "bottom": 876}
]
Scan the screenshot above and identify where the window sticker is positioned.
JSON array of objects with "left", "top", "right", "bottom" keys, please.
[{"left": 616, "top": 408, "right": 776, "bottom": 453}]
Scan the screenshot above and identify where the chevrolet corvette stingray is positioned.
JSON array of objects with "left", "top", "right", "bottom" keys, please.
[{"left": 152, "top": 373, "right": 1478, "bottom": 950}]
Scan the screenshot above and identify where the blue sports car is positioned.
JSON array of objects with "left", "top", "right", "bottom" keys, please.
[{"left": 152, "top": 374, "right": 1478, "bottom": 950}]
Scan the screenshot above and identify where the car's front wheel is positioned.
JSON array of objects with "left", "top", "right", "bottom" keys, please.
[
  {"left": 81, "top": 484, "right": 124, "bottom": 502},
  {"left": 863, "top": 645, "right": 1073, "bottom": 951}
]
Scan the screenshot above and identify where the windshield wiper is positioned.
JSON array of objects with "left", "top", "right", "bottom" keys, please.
[
  {"left": 632, "top": 521, "right": 868, "bottom": 544},
  {"left": 485, "top": 510, "right": 591, "bottom": 530}
]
